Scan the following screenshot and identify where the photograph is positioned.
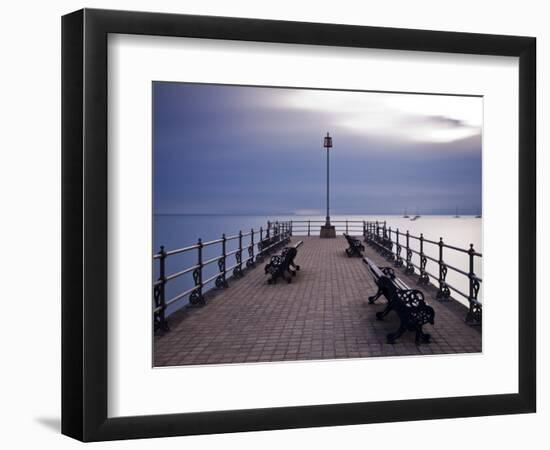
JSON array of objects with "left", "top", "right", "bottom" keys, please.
[{"left": 152, "top": 82, "right": 483, "bottom": 367}]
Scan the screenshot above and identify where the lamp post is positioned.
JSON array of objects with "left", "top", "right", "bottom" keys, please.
[{"left": 320, "top": 132, "right": 336, "bottom": 238}]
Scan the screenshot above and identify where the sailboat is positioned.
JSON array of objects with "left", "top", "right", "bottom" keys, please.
[
  {"left": 454, "top": 207, "right": 460, "bottom": 218},
  {"left": 403, "top": 209, "right": 410, "bottom": 218},
  {"left": 410, "top": 207, "right": 420, "bottom": 221}
]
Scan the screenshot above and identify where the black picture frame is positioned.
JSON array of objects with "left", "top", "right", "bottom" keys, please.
[{"left": 62, "top": 8, "right": 536, "bottom": 442}]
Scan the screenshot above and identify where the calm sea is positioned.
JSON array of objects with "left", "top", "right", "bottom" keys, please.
[{"left": 154, "top": 214, "right": 482, "bottom": 315}]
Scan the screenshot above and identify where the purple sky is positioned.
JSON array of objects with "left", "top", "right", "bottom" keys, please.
[{"left": 153, "top": 82, "right": 482, "bottom": 215}]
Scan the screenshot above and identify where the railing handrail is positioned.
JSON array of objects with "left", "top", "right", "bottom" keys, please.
[
  {"left": 384, "top": 223, "right": 482, "bottom": 257},
  {"left": 288, "top": 219, "right": 365, "bottom": 223}
]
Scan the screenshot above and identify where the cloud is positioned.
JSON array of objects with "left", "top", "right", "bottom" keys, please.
[{"left": 276, "top": 89, "right": 482, "bottom": 144}]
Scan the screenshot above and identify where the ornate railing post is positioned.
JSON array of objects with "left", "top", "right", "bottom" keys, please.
[
  {"left": 153, "top": 246, "right": 169, "bottom": 333},
  {"left": 346, "top": 219, "right": 349, "bottom": 234},
  {"left": 466, "top": 244, "right": 482, "bottom": 325},
  {"left": 233, "top": 230, "right": 243, "bottom": 278},
  {"left": 189, "top": 238, "right": 205, "bottom": 306},
  {"left": 257, "top": 226, "right": 264, "bottom": 262},
  {"left": 290, "top": 220, "right": 293, "bottom": 236},
  {"left": 394, "top": 229, "right": 403, "bottom": 267},
  {"left": 387, "top": 226, "right": 395, "bottom": 261},
  {"left": 266, "top": 221, "right": 271, "bottom": 238},
  {"left": 363, "top": 220, "right": 367, "bottom": 242},
  {"left": 215, "top": 234, "right": 229, "bottom": 288},
  {"left": 284, "top": 222, "right": 290, "bottom": 243},
  {"left": 417, "top": 233, "right": 429, "bottom": 285},
  {"left": 247, "top": 228, "right": 255, "bottom": 268},
  {"left": 436, "top": 237, "right": 450, "bottom": 300},
  {"left": 376, "top": 221, "right": 382, "bottom": 252},
  {"left": 405, "top": 230, "right": 414, "bottom": 274},
  {"left": 307, "top": 220, "right": 311, "bottom": 236}
]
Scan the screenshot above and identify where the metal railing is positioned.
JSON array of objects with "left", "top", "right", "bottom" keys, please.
[
  {"left": 153, "top": 217, "right": 482, "bottom": 333},
  {"left": 289, "top": 219, "right": 366, "bottom": 236},
  {"left": 363, "top": 220, "right": 482, "bottom": 325},
  {"left": 153, "top": 221, "right": 292, "bottom": 333}
]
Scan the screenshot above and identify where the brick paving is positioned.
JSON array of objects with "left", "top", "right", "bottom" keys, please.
[{"left": 154, "top": 236, "right": 481, "bottom": 366}]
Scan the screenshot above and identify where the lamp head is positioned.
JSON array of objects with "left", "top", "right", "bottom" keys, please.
[{"left": 323, "top": 132, "right": 333, "bottom": 149}]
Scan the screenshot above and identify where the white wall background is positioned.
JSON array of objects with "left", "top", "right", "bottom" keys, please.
[{"left": 0, "top": 1, "right": 546, "bottom": 448}]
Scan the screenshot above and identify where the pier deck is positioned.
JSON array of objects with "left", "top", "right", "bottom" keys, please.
[{"left": 154, "top": 236, "right": 481, "bottom": 366}]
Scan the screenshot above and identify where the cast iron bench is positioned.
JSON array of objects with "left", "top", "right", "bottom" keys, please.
[
  {"left": 264, "top": 240, "right": 303, "bottom": 284},
  {"left": 363, "top": 257, "right": 435, "bottom": 344},
  {"left": 343, "top": 233, "right": 365, "bottom": 257}
]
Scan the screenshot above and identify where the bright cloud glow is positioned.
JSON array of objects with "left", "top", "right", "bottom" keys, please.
[{"left": 279, "top": 90, "right": 482, "bottom": 144}]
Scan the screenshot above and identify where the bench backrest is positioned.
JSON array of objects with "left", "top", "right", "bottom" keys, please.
[
  {"left": 343, "top": 233, "right": 361, "bottom": 243},
  {"left": 363, "top": 257, "right": 410, "bottom": 293}
]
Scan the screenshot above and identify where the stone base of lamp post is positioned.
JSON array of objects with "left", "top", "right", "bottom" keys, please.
[{"left": 320, "top": 224, "right": 336, "bottom": 238}]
